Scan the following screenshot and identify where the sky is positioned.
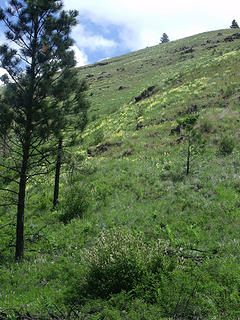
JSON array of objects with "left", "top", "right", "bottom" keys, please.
[
  {"left": 63, "top": 0, "right": 240, "bottom": 66},
  {"left": 0, "top": 0, "right": 240, "bottom": 71}
]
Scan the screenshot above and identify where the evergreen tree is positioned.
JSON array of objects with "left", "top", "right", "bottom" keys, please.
[
  {"left": 0, "top": 0, "right": 80, "bottom": 261},
  {"left": 160, "top": 33, "right": 169, "bottom": 44},
  {"left": 230, "top": 19, "right": 239, "bottom": 28}
]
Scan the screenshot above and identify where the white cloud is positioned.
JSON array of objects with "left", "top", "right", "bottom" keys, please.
[
  {"left": 72, "top": 24, "right": 117, "bottom": 52},
  {"left": 72, "top": 45, "right": 89, "bottom": 67},
  {"left": 1, "top": 0, "right": 240, "bottom": 68},
  {"left": 0, "top": 68, "right": 6, "bottom": 77},
  {"left": 65, "top": 0, "right": 240, "bottom": 20},
  {"left": 65, "top": 0, "right": 240, "bottom": 50}
]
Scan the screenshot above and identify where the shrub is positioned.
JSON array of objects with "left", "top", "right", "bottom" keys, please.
[
  {"left": 177, "top": 114, "right": 199, "bottom": 130},
  {"left": 65, "top": 229, "right": 240, "bottom": 318},
  {"left": 59, "top": 185, "right": 90, "bottom": 224},
  {"left": 219, "top": 135, "right": 235, "bottom": 154},
  {"left": 69, "top": 229, "right": 189, "bottom": 309},
  {"left": 80, "top": 229, "right": 151, "bottom": 299}
]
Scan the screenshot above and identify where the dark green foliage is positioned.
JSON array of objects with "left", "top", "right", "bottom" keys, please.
[
  {"left": 0, "top": 0, "right": 79, "bottom": 260},
  {"left": 219, "top": 135, "right": 235, "bottom": 154},
  {"left": 230, "top": 19, "right": 239, "bottom": 28},
  {"left": 0, "top": 95, "right": 13, "bottom": 158},
  {"left": 177, "top": 114, "right": 199, "bottom": 130},
  {"left": 0, "top": 96, "right": 12, "bottom": 136},
  {"left": 160, "top": 33, "right": 169, "bottom": 44}
]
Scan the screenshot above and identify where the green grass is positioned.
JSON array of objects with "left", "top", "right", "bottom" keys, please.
[{"left": 1, "top": 28, "right": 240, "bottom": 319}]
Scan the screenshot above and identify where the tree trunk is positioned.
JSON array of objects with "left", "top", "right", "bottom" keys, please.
[
  {"left": 15, "top": 141, "right": 30, "bottom": 261},
  {"left": 53, "top": 137, "right": 63, "bottom": 208},
  {"left": 186, "top": 136, "right": 191, "bottom": 175},
  {"left": 15, "top": 18, "right": 37, "bottom": 261}
]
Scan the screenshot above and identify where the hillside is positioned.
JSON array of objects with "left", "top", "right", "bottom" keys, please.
[{"left": 1, "top": 28, "right": 240, "bottom": 319}]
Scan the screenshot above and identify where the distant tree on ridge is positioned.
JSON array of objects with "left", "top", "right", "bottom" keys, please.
[
  {"left": 230, "top": 19, "right": 239, "bottom": 28},
  {"left": 160, "top": 33, "right": 170, "bottom": 44}
]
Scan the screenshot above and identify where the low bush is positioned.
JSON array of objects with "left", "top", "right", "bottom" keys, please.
[
  {"left": 80, "top": 229, "right": 155, "bottom": 299},
  {"left": 219, "top": 135, "right": 235, "bottom": 154},
  {"left": 59, "top": 185, "right": 90, "bottom": 224},
  {"left": 65, "top": 229, "right": 175, "bottom": 303},
  {"left": 65, "top": 229, "right": 240, "bottom": 319}
]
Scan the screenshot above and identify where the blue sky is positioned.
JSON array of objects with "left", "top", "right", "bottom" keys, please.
[
  {"left": 0, "top": 0, "right": 240, "bottom": 69},
  {"left": 64, "top": 0, "right": 240, "bottom": 66}
]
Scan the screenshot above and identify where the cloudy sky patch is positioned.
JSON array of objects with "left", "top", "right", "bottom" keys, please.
[
  {"left": 64, "top": 0, "right": 240, "bottom": 64},
  {"left": 72, "top": 46, "right": 89, "bottom": 67},
  {"left": 0, "top": 0, "right": 240, "bottom": 68}
]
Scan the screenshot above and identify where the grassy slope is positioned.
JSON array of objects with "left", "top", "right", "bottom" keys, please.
[{"left": 1, "top": 28, "right": 240, "bottom": 319}]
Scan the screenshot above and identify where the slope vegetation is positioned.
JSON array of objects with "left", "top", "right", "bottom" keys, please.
[{"left": 1, "top": 29, "right": 240, "bottom": 319}]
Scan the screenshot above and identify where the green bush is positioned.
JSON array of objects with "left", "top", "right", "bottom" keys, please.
[
  {"left": 80, "top": 229, "right": 152, "bottom": 299},
  {"left": 59, "top": 185, "right": 90, "bottom": 224},
  {"left": 68, "top": 229, "right": 175, "bottom": 301},
  {"left": 63, "top": 229, "right": 240, "bottom": 318},
  {"left": 177, "top": 114, "right": 199, "bottom": 130},
  {"left": 219, "top": 135, "right": 235, "bottom": 154}
]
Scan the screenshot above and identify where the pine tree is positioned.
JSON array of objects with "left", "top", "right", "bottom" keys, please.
[
  {"left": 0, "top": 0, "right": 80, "bottom": 261},
  {"left": 160, "top": 33, "right": 169, "bottom": 44},
  {"left": 230, "top": 19, "right": 239, "bottom": 28}
]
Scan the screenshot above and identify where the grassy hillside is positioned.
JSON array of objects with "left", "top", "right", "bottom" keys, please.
[{"left": 1, "top": 28, "right": 240, "bottom": 319}]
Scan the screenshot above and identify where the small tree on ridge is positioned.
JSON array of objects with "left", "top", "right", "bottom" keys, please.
[
  {"left": 230, "top": 19, "right": 239, "bottom": 28},
  {"left": 160, "top": 33, "right": 169, "bottom": 44}
]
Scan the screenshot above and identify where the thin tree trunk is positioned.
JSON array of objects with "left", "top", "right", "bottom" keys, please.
[
  {"left": 15, "top": 141, "right": 30, "bottom": 261},
  {"left": 186, "top": 136, "right": 191, "bottom": 175},
  {"left": 53, "top": 137, "right": 63, "bottom": 208}
]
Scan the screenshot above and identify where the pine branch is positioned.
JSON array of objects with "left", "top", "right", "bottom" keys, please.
[
  {"left": 29, "top": 144, "right": 52, "bottom": 165},
  {"left": 2, "top": 137, "right": 22, "bottom": 156},
  {"left": 37, "top": 10, "right": 50, "bottom": 34},
  {"left": 27, "top": 170, "right": 49, "bottom": 179},
  {"left": 1, "top": 65, "right": 25, "bottom": 91},
  {"left": 16, "top": 53, "right": 31, "bottom": 65},
  {"left": 0, "top": 187, "right": 18, "bottom": 195},
  {"left": 0, "top": 223, "right": 16, "bottom": 230},
  {"left": 0, "top": 163, "right": 19, "bottom": 173},
  {"left": 29, "top": 137, "right": 45, "bottom": 150},
  {"left": 3, "top": 18, "right": 31, "bottom": 52},
  {"left": 0, "top": 173, "right": 19, "bottom": 184},
  {"left": 0, "top": 203, "right": 16, "bottom": 207}
]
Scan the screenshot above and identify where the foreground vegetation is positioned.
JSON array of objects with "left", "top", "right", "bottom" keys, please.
[{"left": 1, "top": 28, "right": 240, "bottom": 319}]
